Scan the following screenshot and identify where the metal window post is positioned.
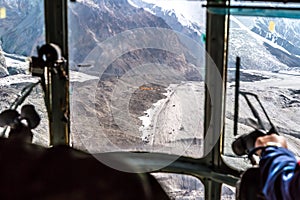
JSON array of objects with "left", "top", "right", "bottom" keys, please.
[
  {"left": 44, "top": 0, "right": 70, "bottom": 146},
  {"left": 204, "top": 0, "right": 230, "bottom": 199}
]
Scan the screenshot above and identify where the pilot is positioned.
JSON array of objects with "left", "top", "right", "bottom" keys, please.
[{"left": 255, "top": 134, "right": 299, "bottom": 200}]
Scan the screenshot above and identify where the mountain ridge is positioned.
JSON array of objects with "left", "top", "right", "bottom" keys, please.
[
  {"left": 132, "top": 1, "right": 300, "bottom": 70},
  {"left": 1, "top": 0, "right": 300, "bottom": 74}
]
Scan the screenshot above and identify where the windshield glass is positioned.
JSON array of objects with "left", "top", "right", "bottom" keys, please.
[
  {"left": 69, "top": 0, "right": 206, "bottom": 158},
  {"left": 223, "top": 10, "right": 300, "bottom": 169},
  {"left": 0, "top": 1, "right": 48, "bottom": 146}
]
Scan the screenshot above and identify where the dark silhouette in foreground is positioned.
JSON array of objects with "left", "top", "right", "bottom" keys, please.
[{"left": 0, "top": 138, "right": 169, "bottom": 199}]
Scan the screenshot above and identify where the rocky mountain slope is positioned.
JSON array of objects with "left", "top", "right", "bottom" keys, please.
[
  {"left": 131, "top": 0, "right": 300, "bottom": 71},
  {"left": 0, "top": 43, "right": 8, "bottom": 77},
  {"left": 229, "top": 16, "right": 300, "bottom": 70},
  {"left": 0, "top": 0, "right": 44, "bottom": 56},
  {"left": 0, "top": 0, "right": 201, "bottom": 81},
  {"left": 2, "top": 0, "right": 300, "bottom": 72}
]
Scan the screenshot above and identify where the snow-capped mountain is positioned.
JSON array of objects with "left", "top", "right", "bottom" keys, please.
[
  {"left": 251, "top": 17, "right": 300, "bottom": 67},
  {"left": 1, "top": 0, "right": 300, "bottom": 72},
  {"left": 229, "top": 16, "right": 300, "bottom": 70},
  {"left": 128, "top": 0, "right": 206, "bottom": 43},
  {"left": 129, "top": 0, "right": 300, "bottom": 71},
  {"left": 1, "top": 0, "right": 203, "bottom": 81}
]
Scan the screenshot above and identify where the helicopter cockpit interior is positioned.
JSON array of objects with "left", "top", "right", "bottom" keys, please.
[{"left": 0, "top": 0, "right": 300, "bottom": 199}]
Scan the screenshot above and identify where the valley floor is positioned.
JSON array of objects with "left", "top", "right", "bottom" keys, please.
[{"left": 1, "top": 64, "right": 299, "bottom": 199}]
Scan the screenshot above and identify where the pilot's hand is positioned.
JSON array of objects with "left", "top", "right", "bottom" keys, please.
[{"left": 255, "top": 134, "right": 287, "bottom": 156}]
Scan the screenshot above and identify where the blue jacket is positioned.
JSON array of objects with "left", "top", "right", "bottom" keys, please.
[{"left": 260, "top": 146, "right": 300, "bottom": 200}]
